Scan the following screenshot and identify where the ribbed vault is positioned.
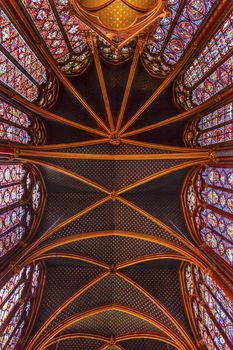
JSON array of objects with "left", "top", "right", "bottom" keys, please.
[{"left": 0, "top": 1, "right": 232, "bottom": 349}]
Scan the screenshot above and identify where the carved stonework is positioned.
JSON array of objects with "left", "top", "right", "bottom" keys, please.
[{"left": 68, "top": 0, "right": 168, "bottom": 48}]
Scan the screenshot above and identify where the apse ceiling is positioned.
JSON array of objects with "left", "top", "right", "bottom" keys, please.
[{"left": 0, "top": 0, "right": 232, "bottom": 350}]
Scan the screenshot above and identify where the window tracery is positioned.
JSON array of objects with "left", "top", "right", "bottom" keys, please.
[
  {"left": 183, "top": 165, "right": 233, "bottom": 267},
  {"left": 175, "top": 11, "right": 233, "bottom": 109},
  {"left": 19, "top": 0, "right": 90, "bottom": 75},
  {"left": 0, "top": 100, "right": 46, "bottom": 145},
  {"left": 182, "top": 264, "right": 233, "bottom": 350},
  {"left": 0, "top": 5, "right": 58, "bottom": 107},
  {"left": 0, "top": 51, "right": 39, "bottom": 102},
  {"left": 0, "top": 263, "right": 43, "bottom": 349},
  {"left": 0, "top": 162, "right": 45, "bottom": 259},
  {"left": 142, "top": 0, "right": 218, "bottom": 76},
  {"left": 0, "top": 9, "right": 47, "bottom": 86},
  {"left": 184, "top": 102, "right": 233, "bottom": 147}
]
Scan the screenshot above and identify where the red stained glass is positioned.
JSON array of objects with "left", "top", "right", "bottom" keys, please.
[
  {"left": 53, "top": 0, "right": 85, "bottom": 54},
  {"left": 0, "top": 162, "right": 44, "bottom": 259},
  {"left": 0, "top": 264, "right": 41, "bottom": 349},
  {"left": 0, "top": 9, "right": 47, "bottom": 85},
  {"left": 0, "top": 52, "right": 39, "bottom": 101},
  {"left": 20, "top": 0, "right": 70, "bottom": 63},
  {"left": 0, "top": 100, "right": 46, "bottom": 145}
]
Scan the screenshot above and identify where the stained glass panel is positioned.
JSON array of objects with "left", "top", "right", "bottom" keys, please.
[
  {"left": 0, "top": 284, "right": 24, "bottom": 327},
  {"left": 144, "top": 0, "right": 217, "bottom": 75},
  {"left": 0, "top": 101, "right": 31, "bottom": 128},
  {"left": 0, "top": 51, "right": 39, "bottom": 101},
  {"left": 185, "top": 166, "right": 233, "bottom": 266},
  {"left": 184, "top": 12, "right": 233, "bottom": 88},
  {"left": 184, "top": 103, "right": 233, "bottom": 147},
  {"left": 185, "top": 264, "right": 233, "bottom": 350},
  {"left": 6, "top": 320, "right": 25, "bottom": 350},
  {"left": 0, "top": 162, "right": 45, "bottom": 258},
  {"left": 20, "top": 0, "right": 70, "bottom": 63},
  {"left": 0, "top": 227, "right": 26, "bottom": 258},
  {"left": 0, "top": 303, "right": 25, "bottom": 348},
  {"left": 147, "top": 0, "right": 181, "bottom": 55},
  {"left": 0, "top": 264, "right": 41, "bottom": 349},
  {"left": 192, "top": 56, "right": 233, "bottom": 105},
  {"left": 198, "top": 103, "right": 233, "bottom": 131},
  {"left": 53, "top": 0, "right": 85, "bottom": 54},
  {"left": 164, "top": 0, "right": 217, "bottom": 65},
  {"left": 0, "top": 267, "right": 25, "bottom": 304},
  {"left": 0, "top": 100, "right": 45, "bottom": 145},
  {"left": 0, "top": 9, "right": 47, "bottom": 85}
]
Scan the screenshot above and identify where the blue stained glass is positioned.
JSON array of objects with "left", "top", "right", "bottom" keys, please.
[
  {"left": 185, "top": 265, "right": 233, "bottom": 350},
  {"left": 164, "top": 0, "right": 217, "bottom": 65},
  {"left": 184, "top": 13, "right": 233, "bottom": 88}
]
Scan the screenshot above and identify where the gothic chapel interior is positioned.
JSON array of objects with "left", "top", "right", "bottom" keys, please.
[{"left": 0, "top": 0, "right": 233, "bottom": 349}]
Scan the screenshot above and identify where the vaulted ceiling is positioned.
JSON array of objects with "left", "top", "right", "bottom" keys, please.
[{"left": 0, "top": 1, "right": 232, "bottom": 349}]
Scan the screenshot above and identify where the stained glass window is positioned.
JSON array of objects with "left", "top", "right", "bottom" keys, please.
[
  {"left": 183, "top": 264, "right": 233, "bottom": 350},
  {"left": 0, "top": 51, "right": 39, "bottom": 102},
  {"left": 0, "top": 9, "right": 47, "bottom": 85},
  {"left": 184, "top": 102, "right": 233, "bottom": 147},
  {"left": 0, "top": 162, "right": 45, "bottom": 259},
  {"left": 175, "top": 12, "right": 233, "bottom": 109},
  {"left": 0, "top": 100, "right": 46, "bottom": 145},
  {"left": 0, "top": 264, "right": 42, "bottom": 349},
  {"left": 191, "top": 56, "right": 233, "bottom": 106},
  {"left": 19, "top": 0, "right": 90, "bottom": 74},
  {"left": 142, "top": 0, "right": 217, "bottom": 76},
  {"left": 183, "top": 165, "right": 233, "bottom": 267},
  {"left": 184, "top": 13, "right": 233, "bottom": 88}
]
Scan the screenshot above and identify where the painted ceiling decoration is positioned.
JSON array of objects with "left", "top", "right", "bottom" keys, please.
[{"left": 0, "top": 0, "right": 232, "bottom": 349}]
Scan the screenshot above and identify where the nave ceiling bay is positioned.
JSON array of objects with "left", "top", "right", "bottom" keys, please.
[{"left": 0, "top": 1, "right": 233, "bottom": 349}]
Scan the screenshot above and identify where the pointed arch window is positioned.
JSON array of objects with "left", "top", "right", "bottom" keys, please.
[
  {"left": 0, "top": 9, "right": 47, "bottom": 86},
  {"left": 0, "top": 6, "right": 58, "bottom": 107},
  {"left": 0, "top": 263, "right": 43, "bottom": 349},
  {"left": 182, "top": 165, "right": 233, "bottom": 267},
  {"left": 0, "top": 100, "right": 46, "bottom": 145},
  {"left": 182, "top": 264, "right": 233, "bottom": 350},
  {"left": 184, "top": 102, "right": 233, "bottom": 147},
  {"left": 142, "top": 0, "right": 218, "bottom": 76},
  {"left": 19, "top": 0, "right": 90, "bottom": 75},
  {"left": 0, "top": 162, "right": 45, "bottom": 260},
  {"left": 175, "top": 11, "right": 233, "bottom": 109}
]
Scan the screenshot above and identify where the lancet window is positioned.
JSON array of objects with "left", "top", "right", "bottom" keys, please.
[
  {"left": 183, "top": 264, "right": 233, "bottom": 350},
  {"left": 19, "top": 0, "right": 90, "bottom": 74},
  {"left": 175, "top": 11, "right": 233, "bottom": 109},
  {"left": 0, "top": 162, "right": 45, "bottom": 259},
  {"left": 0, "top": 5, "right": 58, "bottom": 107},
  {"left": 184, "top": 102, "right": 233, "bottom": 147},
  {"left": 0, "top": 264, "right": 43, "bottom": 349},
  {"left": 0, "top": 100, "right": 46, "bottom": 145},
  {"left": 183, "top": 165, "right": 233, "bottom": 267},
  {"left": 142, "top": 0, "right": 218, "bottom": 76}
]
